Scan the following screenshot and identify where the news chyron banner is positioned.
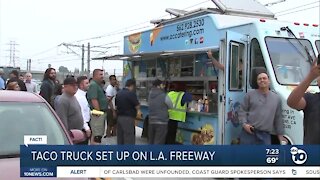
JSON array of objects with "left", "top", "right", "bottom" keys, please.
[{"left": 20, "top": 145, "right": 320, "bottom": 178}]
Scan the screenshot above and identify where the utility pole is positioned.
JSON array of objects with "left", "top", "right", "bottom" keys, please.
[
  {"left": 27, "top": 59, "right": 32, "bottom": 71},
  {"left": 81, "top": 44, "right": 85, "bottom": 74},
  {"left": 28, "top": 59, "right": 31, "bottom": 71},
  {"left": 87, "top": 42, "right": 90, "bottom": 74}
]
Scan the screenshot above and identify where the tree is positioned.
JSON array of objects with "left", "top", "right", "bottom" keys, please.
[
  {"left": 58, "top": 66, "right": 69, "bottom": 73},
  {"left": 74, "top": 68, "right": 80, "bottom": 74}
]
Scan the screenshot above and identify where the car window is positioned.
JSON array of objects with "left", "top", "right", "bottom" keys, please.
[{"left": 0, "top": 102, "right": 69, "bottom": 157}]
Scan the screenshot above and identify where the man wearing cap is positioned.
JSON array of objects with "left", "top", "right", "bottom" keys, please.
[
  {"left": 148, "top": 79, "right": 173, "bottom": 144},
  {"left": 55, "top": 77, "right": 84, "bottom": 133}
]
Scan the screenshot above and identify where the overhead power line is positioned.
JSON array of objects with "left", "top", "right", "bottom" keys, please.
[
  {"left": 37, "top": 58, "right": 81, "bottom": 64},
  {"left": 69, "top": 0, "right": 211, "bottom": 44},
  {"left": 29, "top": 45, "right": 60, "bottom": 58},
  {"left": 26, "top": 0, "right": 211, "bottom": 61},
  {"left": 276, "top": 5, "right": 319, "bottom": 16},
  {"left": 274, "top": 1, "right": 319, "bottom": 14}
]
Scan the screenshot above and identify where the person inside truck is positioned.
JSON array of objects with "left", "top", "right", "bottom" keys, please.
[
  {"left": 207, "top": 50, "right": 224, "bottom": 71},
  {"left": 207, "top": 50, "right": 243, "bottom": 88}
]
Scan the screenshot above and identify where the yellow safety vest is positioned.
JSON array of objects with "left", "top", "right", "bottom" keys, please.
[{"left": 168, "top": 91, "right": 187, "bottom": 122}]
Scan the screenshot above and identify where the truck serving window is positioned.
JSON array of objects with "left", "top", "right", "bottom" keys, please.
[
  {"left": 265, "top": 37, "right": 316, "bottom": 85},
  {"left": 316, "top": 40, "right": 320, "bottom": 53}
]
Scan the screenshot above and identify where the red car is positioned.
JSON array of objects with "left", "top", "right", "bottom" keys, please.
[{"left": 0, "top": 91, "right": 86, "bottom": 179}]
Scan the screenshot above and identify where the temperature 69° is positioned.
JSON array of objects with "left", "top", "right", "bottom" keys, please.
[{"left": 266, "top": 157, "right": 279, "bottom": 164}]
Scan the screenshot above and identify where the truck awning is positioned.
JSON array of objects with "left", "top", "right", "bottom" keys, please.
[{"left": 92, "top": 46, "right": 219, "bottom": 61}]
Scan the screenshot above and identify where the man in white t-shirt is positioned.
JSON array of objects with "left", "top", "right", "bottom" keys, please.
[{"left": 104, "top": 75, "right": 118, "bottom": 137}]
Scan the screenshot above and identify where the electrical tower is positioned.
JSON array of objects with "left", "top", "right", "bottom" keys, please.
[{"left": 6, "top": 41, "right": 20, "bottom": 67}]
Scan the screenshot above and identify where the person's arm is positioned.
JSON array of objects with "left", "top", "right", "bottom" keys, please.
[
  {"left": 75, "top": 95, "right": 90, "bottom": 130},
  {"left": 40, "top": 82, "right": 51, "bottom": 102},
  {"left": 238, "top": 93, "right": 254, "bottom": 134},
  {"left": 130, "top": 92, "right": 141, "bottom": 118},
  {"left": 165, "top": 95, "right": 173, "bottom": 109},
  {"left": 287, "top": 59, "right": 320, "bottom": 110},
  {"left": 19, "top": 80, "right": 27, "bottom": 91},
  {"left": 33, "top": 83, "right": 37, "bottom": 93},
  {"left": 274, "top": 98, "right": 285, "bottom": 140},
  {"left": 0, "top": 78, "right": 5, "bottom": 90},
  {"left": 55, "top": 98, "right": 69, "bottom": 130},
  {"left": 91, "top": 99, "right": 100, "bottom": 111},
  {"left": 181, "top": 92, "right": 192, "bottom": 106},
  {"left": 87, "top": 84, "right": 100, "bottom": 110},
  {"left": 207, "top": 50, "right": 224, "bottom": 71}
]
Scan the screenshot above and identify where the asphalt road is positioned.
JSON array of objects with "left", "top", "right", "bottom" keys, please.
[{"left": 100, "top": 127, "right": 218, "bottom": 180}]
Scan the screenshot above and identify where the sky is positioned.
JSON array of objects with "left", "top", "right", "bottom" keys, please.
[{"left": 0, "top": 0, "right": 319, "bottom": 75}]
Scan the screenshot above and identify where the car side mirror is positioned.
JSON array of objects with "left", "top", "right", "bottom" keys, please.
[{"left": 69, "top": 129, "right": 86, "bottom": 144}]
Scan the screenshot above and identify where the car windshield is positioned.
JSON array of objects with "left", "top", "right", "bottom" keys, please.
[
  {"left": 316, "top": 40, "right": 320, "bottom": 53},
  {"left": 0, "top": 102, "right": 69, "bottom": 157},
  {"left": 265, "top": 37, "right": 316, "bottom": 85}
]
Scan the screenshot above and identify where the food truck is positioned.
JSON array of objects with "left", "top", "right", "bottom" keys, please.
[{"left": 95, "top": 0, "right": 320, "bottom": 145}]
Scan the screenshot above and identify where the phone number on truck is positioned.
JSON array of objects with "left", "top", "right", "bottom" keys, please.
[{"left": 176, "top": 18, "right": 205, "bottom": 32}]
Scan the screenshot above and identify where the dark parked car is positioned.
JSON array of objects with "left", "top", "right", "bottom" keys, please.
[{"left": 0, "top": 90, "right": 86, "bottom": 179}]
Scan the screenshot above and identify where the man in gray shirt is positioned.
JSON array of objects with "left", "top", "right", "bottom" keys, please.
[
  {"left": 148, "top": 79, "right": 173, "bottom": 144},
  {"left": 239, "top": 72, "right": 286, "bottom": 145},
  {"left": 55, "top": 77, "right": 84, "bottom": 132}
]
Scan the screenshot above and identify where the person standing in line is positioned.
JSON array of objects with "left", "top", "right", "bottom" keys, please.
[
  {"left": 40, "top": 68, "right": 57, "bottom": 108},
  {"left": 75, "top": 76, "right": 91, "bottom": 145},
  {"left": 55, "top": 77, "right": 84, "bottom": 133},
  {"left": 238, "top": 71, "right": 287, "bottom": 145},
  {"left": 6, "top": 81, "right": 20, "bottom": 91},
  {"left": 0, "top": 69, "right": 5, "bottom": 90},
  {"left": 165, "top": 84, "right": 192, "bottom": 144},
  {"left": 24, "top": 72, "right": 37, "bottom": 93},
  {"left": 7, "top": 70, "right": 27, "bottom": 91},
  {"left": 19, "top": 74, "right": 24, "bottom": 81},
  {"left": 287, "top": 58, "right": 320, "bottom": 144},
  {"left": 86, "top": 69, "right": 108, "bottom": 145},
  {"left": 104, "top": 75, "right": 118, "bottom": 137},
  {"left": 148, "top": 79, "right": 173, "bottom": 144},
  {"left": 53, "top": 84, "right": 63, "bottom": 109},
  {"left": 115, "top": 79, "right": 141, "bottom": 145}
]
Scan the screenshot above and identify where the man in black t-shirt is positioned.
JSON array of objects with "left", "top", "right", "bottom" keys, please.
[
  {"left": 287, "top": 58, "right": 320, "bottom": 144},
  {"left": 115, "top": 79, "right": 141, "bottom": 145}
]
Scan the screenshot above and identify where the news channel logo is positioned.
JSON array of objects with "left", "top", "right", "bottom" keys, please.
[{"left": 290, "top": 147, "right": 308, "bottom": 165}]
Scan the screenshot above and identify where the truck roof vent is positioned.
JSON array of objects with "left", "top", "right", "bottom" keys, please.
[
  {"left": 165, "top": 8, "right": 188, "bottom": 17},
  {"left": 211, "top": 0, "right": 275, "bottom": 19}
]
